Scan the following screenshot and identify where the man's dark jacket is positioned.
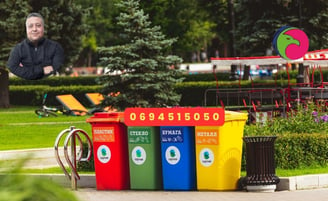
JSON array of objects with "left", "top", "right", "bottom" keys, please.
[{"left": 7, "top": 38, "right": 64, "bottom": 80}]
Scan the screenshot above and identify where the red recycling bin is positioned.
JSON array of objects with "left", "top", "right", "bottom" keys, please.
[{"left": 86, "top": 112, "right": 130, "bottom": 190}]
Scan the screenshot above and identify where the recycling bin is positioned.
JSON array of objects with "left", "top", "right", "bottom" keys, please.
[
  {"left": 86, "top": 112, "right": 130, "bottom": 190},
  {"left": 127, "top": 126, "right": 162, "bottom": 190},
  {"left": 195, "top": 111, "right": 248, "bottom": 190},
  {"left": 160, "top": 126, "right": 196, "bottom": 190}
]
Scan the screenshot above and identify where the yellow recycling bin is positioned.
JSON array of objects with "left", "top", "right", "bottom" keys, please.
[{"left": 195, "top": 110, "right": 248, "bottom": 190}]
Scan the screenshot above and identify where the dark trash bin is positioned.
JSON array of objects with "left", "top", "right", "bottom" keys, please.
[{"left": 243, "top": 136, "right": 280, "bottom": 192}]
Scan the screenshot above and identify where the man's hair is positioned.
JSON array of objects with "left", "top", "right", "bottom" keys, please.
[{"left": 26, "top": 12, "right": 44, "bottom": 26}]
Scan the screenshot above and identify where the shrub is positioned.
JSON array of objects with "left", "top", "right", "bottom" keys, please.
[
  {"left": 0, "top": 158, "right": 79, "bottom": 201},
  {"left": 181, "top": 72, "right": 230, "bottom": 82},
  {"left": 9, "top": 76, "right": 99, "bottom": 86},
  {"left": 244, "top": 103, "right": 328, "bottom": 136},
  {"left": 77, "top": 143, "right": 95, "bottom": 172},
  {"left": 243, "top": 102, "right": 328, "bottom": 169},
  {"left": 274, "top": 133, "right": 328, "bottom": 169}
]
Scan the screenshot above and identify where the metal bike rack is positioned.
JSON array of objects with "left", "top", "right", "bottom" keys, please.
[{"left": 54, "top": 126, "right": 92, "bottom": 190}]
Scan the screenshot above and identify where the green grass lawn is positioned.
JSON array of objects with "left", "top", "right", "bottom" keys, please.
[{"left": 0, "top": 106, "right": 92, "bottom": 150}]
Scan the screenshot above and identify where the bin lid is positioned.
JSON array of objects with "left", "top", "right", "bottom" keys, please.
[
  {"left": 86, "top": 112, "right": 124, "bottom": 123},
  {"left": 224, "top": 110, "right": 248, "bottom": 122}
]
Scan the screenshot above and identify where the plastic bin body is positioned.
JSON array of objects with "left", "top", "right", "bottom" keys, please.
[
  {"left": 128, "top": 126, "right": 162, "bottom": 190},
  {"left": 195, "top": 111, "right": 248, "bottom": 190},
  {"left": 86, "top": 112, "right": 130, "bottom": 190},
  {"left": 160, "top": 126, "right": 196, "bottom": 190}
]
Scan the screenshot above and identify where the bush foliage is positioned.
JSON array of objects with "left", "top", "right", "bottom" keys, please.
[
  {"left": 0, "top": 158, "right": 79, "bottom": 201},
  {"left": 243, "top": 103, "right": 328, "bottom": 169}
]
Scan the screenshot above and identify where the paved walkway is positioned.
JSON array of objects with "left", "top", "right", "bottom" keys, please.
[
  {"left": 75, "top": 188, "right": 328, "bottom": 201},
  {"left": 0, "top": 147, "right": 63, "bottom": 169}
]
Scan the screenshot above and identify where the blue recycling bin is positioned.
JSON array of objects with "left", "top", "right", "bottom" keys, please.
[{"left": 160, "top": 126, "right": 196, "bottom": 190}]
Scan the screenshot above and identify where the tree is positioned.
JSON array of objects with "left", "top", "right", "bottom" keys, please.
[
  {"left": 0, "top": 0, "right": 30, "bottom": 108},
  {"left": 233, "top": 0, "right": 290, "bottom": 56},
  {"left": 234, "top": 0, "right": 328, "bottom": 56},
  {"left": 97, "top": 0, "right": 183, "bottom": 111},
  {"left": 197, "top": 0, "right": 230, "bottom": 57},
  {"left": 76, "top": 0, "right": 220, "bottom": 65},
  {"left": 140, "top": 0, "right": 217, "bottom": 62},
  {"left": 182, "top": 20, "right": 216, "bottom": 62},
  {"left": 75, "top": 0, "right": 120, "bottom": 67},
  {"left": 296, "top": 0, "right": 328, "bottom": 50}
]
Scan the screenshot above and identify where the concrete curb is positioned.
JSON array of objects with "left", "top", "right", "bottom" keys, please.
[
  {"left": 278, "top": 174, "right": 328, "bottom": 191},
  {"left": 26, "top": 174, "right": 97, "bottom": 189}
]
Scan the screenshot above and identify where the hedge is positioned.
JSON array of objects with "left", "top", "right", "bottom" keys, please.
[
  {"left": 6, "top": 69, "right": 328, "bottom": 107},
  {"left": 240, "top": 133, "right": 328, "bottom": 170},
  {"left": 274, "top": 133, "right": 328, "bottom": 169},
  {"left": 8, "top": 69, "right": 328, "bottom": 86},
  {"left": 8, "top": 72, "right": 232, "bottom": 86},
  {"left": 9, "top": 79, "right": 293, "bottom": 107},
  {"left": 9, "top": 76, "right": 99, "bottom": 86}
]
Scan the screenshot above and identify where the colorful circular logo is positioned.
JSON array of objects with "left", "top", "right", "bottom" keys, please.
[
  {"left": 272, "top": 26, "right": 309, "bottom": 60},
  {"left": 165, "top": 146, "right": 181, "bottom": 165},
  {"left": 199, "top": 148, "right": 214, "bottom": 167},
  {"left": 131, "top": 146, "right": 146, "bottom": 165},
  {"left": 97, "top": 145, "right": 111, "bottom": 164}
]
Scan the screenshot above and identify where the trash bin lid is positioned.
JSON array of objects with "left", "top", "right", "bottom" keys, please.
[
  {"left": 224, "top": 110, "right": 248, "bottom": 122},
  {"left": 86, "top": 112, "right": 124, "bottom": 123}
]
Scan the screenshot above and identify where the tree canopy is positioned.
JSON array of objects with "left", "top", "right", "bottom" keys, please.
[
  {"left": 234, "top": 0, "right": 328, "bottom": 56},
  {"left": 2, "top": 0, "right": 328, "bottom": 67},
  {"left": 0, "top": 0, "right": 30, "bottom": 67},
  {"left": 76, "top": 0, "right": 328, "bottom": 64}
]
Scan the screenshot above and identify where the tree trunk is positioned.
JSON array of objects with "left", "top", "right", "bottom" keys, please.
[
  {"left": 0, "top": 67, "right": 10, "bottom": 108},
  {"left": 87, "top": 50, "right": 92, "bottom": 67},
  {"left": 243, "top": 65, "right": 250, "bottom": 80}
]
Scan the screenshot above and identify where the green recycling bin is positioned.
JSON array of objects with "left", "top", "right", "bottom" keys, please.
[{"left": 127, "top": 126, "right": 162, "bottom": 190}]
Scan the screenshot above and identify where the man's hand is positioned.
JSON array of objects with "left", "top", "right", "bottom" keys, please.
[{"left": 43, "top": 66, "right": 54, "bottom": 75}]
